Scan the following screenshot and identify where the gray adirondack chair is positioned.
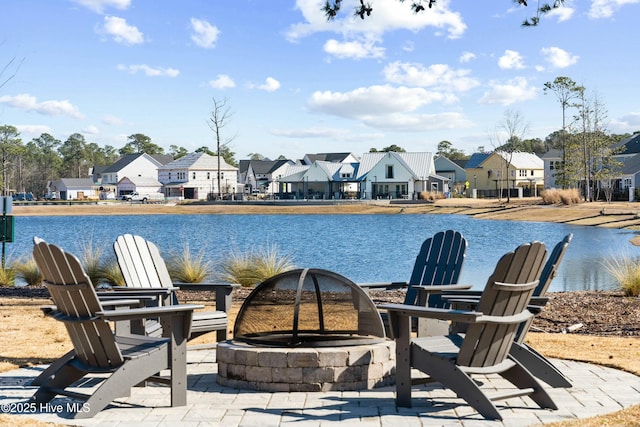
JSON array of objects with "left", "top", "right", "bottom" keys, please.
[
  {"left": 113, "top": 234, "right": 238, "bottom": 347},
  {"left": 380, "top": 241, "right": 558, "bottom": 420},
  {"left": 31, "top": 237, "right": 201, "bottom": 419},
  {"left": 443, "top": 234, "right": 573, "bottom": 388},
  {"left": 360, "top": 229, "right": 469, "bottom": 336}
]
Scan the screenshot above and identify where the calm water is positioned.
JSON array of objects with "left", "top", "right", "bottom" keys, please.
[{"left": 9, "top": 213, "right": 638, "bottom": 292}]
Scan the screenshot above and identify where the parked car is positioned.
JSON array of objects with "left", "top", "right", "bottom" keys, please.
[{"left": 43, "top": 193, "right": 57, "bottom": 200}]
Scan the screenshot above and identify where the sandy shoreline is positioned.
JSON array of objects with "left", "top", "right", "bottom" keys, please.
[{"left": 11, "top": 198, "right": 640, "bottom": 228}]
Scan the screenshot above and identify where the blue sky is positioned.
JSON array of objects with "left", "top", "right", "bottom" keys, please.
[{"left": 1, "top": 0, "right": 639, "bottom": 161}]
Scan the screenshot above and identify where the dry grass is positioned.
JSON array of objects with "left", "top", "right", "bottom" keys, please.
[
  {"left": 1, "top": 296, "right": 640, "bottom": 427},
  {"left": 540, "top": 188, "right": 582, "bottom": 205}
]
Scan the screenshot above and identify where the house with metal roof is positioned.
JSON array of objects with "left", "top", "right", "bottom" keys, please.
[
  {"left": 466, "top": 151, "right": 544, "bottom": 197},
  {"left": 157, "top": 152, "right": 238, "bottom": 200},
  {"left": 356, "top": 151, "right": 445, "bottom": 199},
  {"left": 242, "top": 159, "right": 294, "bottom": 197}
]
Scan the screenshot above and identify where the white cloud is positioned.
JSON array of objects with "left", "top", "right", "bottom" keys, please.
[
  {"left": 610, "top": 112, "right": 640, "bottom": 132},
  {"left": 323, "top": 37, "right": 385, "bottom": 59},
  {"left": 83, "top": 125, "right": 100, "bottom": 134},
  {"left": 99, "top": 16, "right": 144, "bottom": 45},
  {"left": 208, "top": 74, "right": 236, "bottom": 89},
  {"left": 190, "top": 18, "right": 220, "bottom": 48},
  {"left": 383, "top": 61, "right": 479, "bottom": 92},
  {"left": 498, "top": 50, "right": 525, "bottom": 70},
  {"left": 287, "top": 0, "right": 467, "bottom": 42},
  {"left": 541, "top": 46, "right": 579, "bottom": 68},
  {"left": 307, "top": 84, "right": 472, "bottom": 131},
  {"left": 478, "top": 77, "right": 537, "bottom": 106},
  {"left": 71, "top": 0, "right": 130, "bottom": 14},
  {"left": 15, "top": 124, "right": 51, "bottom": 136},
  {"left": 117, "top": 64, "right": 179, "bottom": 77},
  {"left": 546, "top": 4, "right": 575, "bottom": 21},
  {"left": 250, "top": 77, "right": 281, "bottom": 92},
  {"left": 102, "top": 114, "right": 124, "bottom": 126},
  {"left": 459, "top": 51, "right": 476, "bottom": 63},
  {"left": 589, "top": 0, "right": 640, "bottom": 19},
  {"left": 0, "top": 94, "right": 85, "bottom": 119}
]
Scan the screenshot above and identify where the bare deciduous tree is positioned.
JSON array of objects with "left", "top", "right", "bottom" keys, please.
[{"left": 208, "top": 97, "right": 237, "bottom": 199}]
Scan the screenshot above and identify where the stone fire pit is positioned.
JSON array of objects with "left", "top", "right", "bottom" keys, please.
[{"left": 216, "top": 268, "right": 395, "bottom": 391}]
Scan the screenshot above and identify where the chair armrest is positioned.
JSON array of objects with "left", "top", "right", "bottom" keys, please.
[
  {"left": 379, "top": 303, "right": 482, "bottom": 323},
  {"left": 97, "top": 304, "right": 204, "bottom": 321},
  {"left": 413, "top": 283, "right": 473, "bottom": 293},
  {"left": 358, "top": 281, "right": 408, "bottom": 292},
  {"left": 97, "top": 288, "right": 176, "bottom": 297},
  {"left": 476, "top": 310, "right": 533, "bottom": 325},
  {"left": 173, "top": 282, "right": 240, "bottom": 312}
]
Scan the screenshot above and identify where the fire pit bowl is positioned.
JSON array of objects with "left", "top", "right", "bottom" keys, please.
[{"left": 217, "top": 268, "right": 395, "bottom": 391}]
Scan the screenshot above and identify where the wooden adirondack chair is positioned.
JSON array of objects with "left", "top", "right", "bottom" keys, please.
[
  {"left": 31, "top": 238, "right": 201, "bottom": 419},
  {"left": 113, "top": 234, "right": 238, "bottom": 347},
  {"left": 360, "top": 229, "right": 469, "bottom": 336},
  {"left": 380, "top": 241, "right": 557, "bottom": 421},
  {"left": 443, "top": 234, "right": 573, "bottom": 388}
]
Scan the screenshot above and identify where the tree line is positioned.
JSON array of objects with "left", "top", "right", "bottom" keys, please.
[{"left": 0, "top": 127, "right": 237, "bottom": 198}]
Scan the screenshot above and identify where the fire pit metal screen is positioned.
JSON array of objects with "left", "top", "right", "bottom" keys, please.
[{"left": 233, "top": 268, "right": 386, "bottom": 347}]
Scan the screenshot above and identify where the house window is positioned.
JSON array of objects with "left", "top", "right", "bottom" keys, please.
[
  {"left": 207, "top": 172, "right": 210, "bottom": 180},
  {"left": 519, "top": 170, "right": 526, "bottom": 177},
  {"left": 386, "top": 165, "right": 394, "bottom": 179},
  {"left": 530, "top": 170, "right": 534, "bottom": 176},
  {"left": 168, "top": 172, "right": 172, "bottom": 180},
  {"left": 192, "top": 172, "right": 196, "bottom": 179}
]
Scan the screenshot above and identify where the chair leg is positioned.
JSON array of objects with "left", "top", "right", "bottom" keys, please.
[
  {"left": 510, "top": 342, "right": 572, "bottom": 388},
  {"left": 414, "top": 356, "right": 503, "bottom": 420},
  {"left": 500, "top": 359, "right": 558, "bottom": 410},
  {"left": 30, "top": 363, "right": 86, "bottom": 405},
  {"left": 77, "top": 349, "right": 170, "bottom": 419},
  {"left": 30, "top": 350, "right": 76, "bottom": 386}
]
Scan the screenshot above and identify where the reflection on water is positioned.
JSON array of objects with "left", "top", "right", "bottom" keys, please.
[{"left": 10, "top": 213, "right": 637, "bottom": 292}]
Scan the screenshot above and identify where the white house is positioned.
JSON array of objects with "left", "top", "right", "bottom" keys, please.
[
  {"left": 356, "top": 152, "right": 445, "bottom": 199},
  {"left": 48, "top": 178, "right": 97, "bottom": 200},
  {"left": 243, "top": 159, "right": 294, "bottom": 196},
  {"left": 157, "top": 152, "right": 239, "bottom": 200},
  {"left": 101, "top": 153, "right": 165, "bottom": 189},
  {"left": 117, "top": 176, "right": 163, "bottom": 197}
]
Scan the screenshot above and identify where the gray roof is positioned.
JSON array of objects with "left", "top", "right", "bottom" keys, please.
[
  {"left": 614, "top": 133, "right": 640, "bottom": 155},
  {"left": 622, "top": 153, "right": 640, "bottom": 174},
  {"left": 465, "top": 152, "right": 491, "bottom": 168},
  {"left": 249, "top": 159, "right": 292, "bottom": 174},
  {"left": 159, "top": 152, "right": 237, "bottom": 170},
  {"left": 58, "top": 178, "right": 95, "bottom": 188},
  {"left": 303, "top": 153, "right": 354, "bottom": 164}
]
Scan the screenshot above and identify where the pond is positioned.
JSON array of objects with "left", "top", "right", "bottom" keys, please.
[{"left": 8, "top": 213, "right": 638, "bottom": 292}]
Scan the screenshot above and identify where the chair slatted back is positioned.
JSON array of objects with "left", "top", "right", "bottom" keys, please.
[
  {"left": 457, "top": 241, "right": 547, "bottom": 368},
  {"left": 114, "top": 234, "right": 173, "bottom": 289},
  {"left": 33, "top": 238, "right": 124, "bottom": 368},
  {"left": 405, "top": 230, "right": 467, "bottom": 306},
  {"left": 535, "top": 234, "right": 572, "bottom": 297}
]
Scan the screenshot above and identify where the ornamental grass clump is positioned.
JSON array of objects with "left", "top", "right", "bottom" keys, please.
[
  {"left": 218, "top": 244, "right": 295, "bottom": 287},
  {"left": 98, "top": 259, "right": 125, "bottom": 287},
  {"left": 604, "top": 255, "right": 640, "bottom": 297},
  {"left": 541, "top": 188, "right": 581, "bottom": 205},
  {"left": 167, "top": 243, "right": 212, "bottom": 283},
  {"left": 0, "top": 264, "right": 15, "bottom": 287},
  {"left": 80, "top": 238, "right": 107, "bottom": 287},
  {"left": 14, "top": 258, "right": 42, "bottom": 286}
]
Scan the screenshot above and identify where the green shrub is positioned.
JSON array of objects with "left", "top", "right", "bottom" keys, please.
[
  {"left": 217, "top": 244, "right": 295, "bottom": 287},
  {"left": 604, "top": 255, "right": 640, "bottom": 297},
  {"left": 14, "top": 258, "right": 43, "bottom": 286},
  {"left": 167, "top": 243, "right": 212, "bottom": 283}
]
